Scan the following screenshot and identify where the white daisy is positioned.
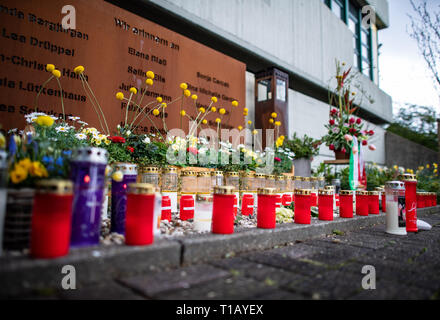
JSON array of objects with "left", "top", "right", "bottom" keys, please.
[
  {"left": 68, "top": 116, "right": 80, "bottom": 121},
  {"left": 55, "top": 126, "right": 69, "bottom": 133},
  {"left": 75, "top": 133, "right": 87, "bottom": 140},
  {"left": 143, "top": 136, "right": 151, "bottom": 144}
]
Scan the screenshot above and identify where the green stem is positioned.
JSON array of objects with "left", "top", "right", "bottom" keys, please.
[
  {"left": 34, "top": 76, "right": 54, "bottom": 112},
  {"left": 55, "top": 77, "right": 65, "bottom": 122},
  {"left": 79, "top": 77, "right": 105, "bottom": 134}
]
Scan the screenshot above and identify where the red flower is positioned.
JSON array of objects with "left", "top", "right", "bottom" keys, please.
[
  {"left": 187, "top": 147, "right": 198, "bottom": 155},
  {"left": 329, "top": 144, "right": 335, "bottom": 151},
  {"left": 329, "top": 119, "right": 335, "bottom": 126},
  {"left": 369, "top": 130, "right": 375, "bottom": 136},
  {"left": 362, "top": 140, "right": 367, "bottom": 146},
  {"left": 109, "top": 136, "right": 126, "bottom": 144},
  {"left": 341, "top": 148, "right": 346, "bottom": 153},
  {"left": 349, "top": 117, "right": 355, "bottom": 124},
  {"left": 356, "top": 118, "right": 362, "bottom": 125},
  {"left": 127, "top": 146, "right": 134, "bottom": 153},
  {"left": 274, "top": 157, "right": 281, "bottom": 162}
]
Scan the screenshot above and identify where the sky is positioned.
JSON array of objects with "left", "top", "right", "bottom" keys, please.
[{"left": 379, "top": 0, "right": 440, "bottom": 115}]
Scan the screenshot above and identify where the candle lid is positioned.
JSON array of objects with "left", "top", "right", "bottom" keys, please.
[
  {"left": 310, "top": 177, "right": 318, "bottom": 181},
  {"left": 257, "top": 187, "right": 277, "bottom": 195},
  {"left": 318, "top": 177, "right": 325, "bottom": 181},
  {"left": 368, "top": 191, "right": 380, "bottom": 196},
  {"left": 114, "top": 162, "right": 138, "bottom": 175},
  {"left": 301, "top": 177, "right": 310, "bottom": 181},
  {"left": 255, "top": 173, "right": 265, "bottom": 178},
  {"left": 374, "top": 187, "right": 384, "bottom": 192},
  {"left": 197, "top": 171, "right": 211, "bottom": 177},
  {"left": 127, "top": 183, "right": 156, "bottom": 194},
  {"left": 162, "top": 167, "right": 177, "bottom": 174},
  {"left": 293, "top": 176, "right": 302, "bottom": 181},
  {"left": 241, "top": 171, "right": 255, "bottom": 177},
  {"left": 196, "top": 194, "right": 213, "bottom": 202},
  {"left": 72, "top": 147, "right": 108, "bottom": 165},
  {"left": 0, "top": 150, "right": 7, "bottom": 169},
  {"left": 36, "top": 179, "right": 73, "bottom": 195},
  {"left": 356, "top": 190, "right": 369, "bottom": 195},
  {"left": 140, "top": 166, "right": 159, "bottom": 173},
  {"left": 211, "top": 171, "right": 224, "bottom": 176},
  {"left": 294, "top": 189, "right": 311, "bottom": 195},
  {"left": 340, "top": 190, "right": 354, "bottom": 195},
  {"left": 225, "top": 171, "right": 240, "bottom": 177},
  {"left": 318, "top": 189, "right": 334, "bottom": 195},
  {"left": 214, "top": 185, "right": 236, "bottom": 195},
  {"left": 275, "top": 175, "right": 286, "bottom": 181},
  {"left": 398, "top": 174, "right": 417, "bottom": 182},
  {"left": 325, "top": 185, "right": 335, "bottom": 190},
  {"left": 181, "top": 170, "right": 196, "bottom": 177},
  {"left": 385, "top": 181, "right": 405, "bottom": 190},
  {"left": 266, "top": 175, "right": 276, "bottom": 180}
]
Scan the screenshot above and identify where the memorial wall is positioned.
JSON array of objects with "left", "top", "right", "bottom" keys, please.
[{"left": 0, "top": 0, "right": 246, "bottom": 133}]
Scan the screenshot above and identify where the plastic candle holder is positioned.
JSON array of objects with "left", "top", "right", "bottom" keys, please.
[
  {"left": 180, "top": 195, "right": 195, "bottom": 221},
  {"left": 399, "top": 174, "right": 418, "bottom": 232},
  {"left": 294, "top": 189, "right": 312, "bottom": 225},
  {"left": 275, "top": 194, "right": 282, "bottom": 209},
  {"left": 339, "top": 190, "right": 354, "bottom": 218},
  {"left": 30, "top": 180, "right": 73, "bottom": 259},
  {"left": 111, "top": 163, "right": 137, "bottom": 235},
  {"left": 70, "top": 147, "right": 108, "bottom": 248},
  {"left": 194, "top": 194, "right": 213, "bottom": 232},
  {"left": 368, "top": 191, "right": 380, "bottom": 215},
  {"left": 138, "top": 166, "right": 160, "bottom": 188},
  {"left": 355, "top": 191, "right": 369, "bottom": 216},
  {"left": 385, "top": 181, "right": 407, "bottom": 235},
  {"left": 125, "top": 183, "right": 156, "bottom": 246},
  {"left": 161, "top": 196, "right": 172, "bottom": 221},
  {"left": 318, "top": 189, "right": 334, "bottom": 221},
  {"left": 211, "top": 171, "right": 224, "bottom": 192},
  {"left": 161, "top": 167, "right": 178, "bottom": 213},
  {"left": 257, "top": 188, "right": 277, "bottom": 229},
  {"left": 311, "top": 192, "right": 318, "bottom": 207},
  {"left": 241, "top": 194, "right": 254, "bottom": 216},
  {"left": 416, "top": 192, "right": 424, "bottom": 208},
  {"left": 282, "top": 194, "right": 292, "bottom": 206},
  {"left": 212, "top": 186, "right": 236, "bottom": 234}
]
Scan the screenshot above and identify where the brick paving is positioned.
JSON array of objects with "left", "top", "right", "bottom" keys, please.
[{"left": 18, "top": 213, "right": 440, "bottom": 300}]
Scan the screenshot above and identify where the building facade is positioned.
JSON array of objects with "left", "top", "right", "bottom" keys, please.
[{"left": 111, "top": 0, "right": 392, "bottom": 168}]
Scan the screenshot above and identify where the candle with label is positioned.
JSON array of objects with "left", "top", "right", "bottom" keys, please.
[
  {"left": 385, "top": 181, "right": 406, "bottom": 235},
  {"left": 399, "top": 174, "right": 418, "bottom": 232}
]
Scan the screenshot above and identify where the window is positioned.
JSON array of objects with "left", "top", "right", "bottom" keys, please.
[
  {"left": 331, "top": 0, "right": 344, "bottom": 20},
  {"left": 276, "top": 79, "right": 286, "bottom": 102},
  {"left": 348, "top": 1, "right": 361, "bottom": 72},
  {"left": 257, "top": 79, "right": 272, "bottom": 102}
]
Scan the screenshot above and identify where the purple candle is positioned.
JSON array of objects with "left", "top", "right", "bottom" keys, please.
[
  {"left": 70, "top": 147, "right": 108, "bottom": 247},
  {"left": 111, "top": 163, "right": 138, "bottom": 235}
]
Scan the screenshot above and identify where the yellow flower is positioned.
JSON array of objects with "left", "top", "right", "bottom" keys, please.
[
  {"left": 0, "top": 133, "right": 5, "bottom": 149},
  {"left": 247, "top": 120, "right": 252, "bottom": 125},
  {"left": 211, "top": 96, "right": 218, "bottom": 103},
  {"left": 238, "top": 125, "right": 243, "bottom": 131},
  {"left": 104, "top": 138, "right": 111, "bottom": 145},
  {"left": 161, "top": 103, "right": 167, "bottom": 108},
  {"left": 434, "top": 169, "right": 438, "bottom": 174},
  {"left": 191, "top": 94, "right": 198, "bottom": 100},
  {"left": 252, "top": 129, "right": 258, "bottom": 135},
  {"left": 215, "top": 118, "right": 221, "bottom": 124},
  {"left": 243, "top": 111, "right": 248, "bottom": 116},
  {"left": 145, "top": 78, "right": 153, "bottom": 86},
  {"left": 180, "top": 110, "right": 186, "bottom": 116},
  {"left": 36, "top": 115, "right": 54, "bottom": 127},
  {"left": 116, "top": 92, "right": 124, "bottom": 100},
  {"left": 202, "top": 119, "right": 208, "bottom": 125},
  {"left": 279, "top": 135, "right": 285, "bottom": 140},
  {"left": 231, "top": 100, "right": 239, "bottom": 107},
  {"left": 275, "top": 121, "right": 281, "bottom": 126},
  {"left": 394, "top": 165, "right": 399, "bottom": 170},
  {"left": 10, "top": 165, "right": 28, "bottom": 184},
  {"left": 157, "top": 97, "right": 163, "bottom": 103},
  {"left": 211, "top": 107, "right": 217, "bottom": 112},
  {"left": 426, "top": 164, "right": 430, "bottom": 169},
  {"left": 129, "top": 87, "right": 137, "bottom": 95},
  {"left": 184, "top": 89, "right": 191, "bottom": 97},
  {"left": 73, "top": 66, "right": 84, "bottom": 75},
  {"left": 271, "top": 112, "right": 278, "bottom": 119},
  {"left": 46, "top": 64, "right": 55, "bottom": 72},
  {"left": 180, "top": 83, "right": 188, "bottom": 90},
  {"left": 243, "top": 108, "right": 249, "bottom": 112},
  {"left": 219, "top": 108, "right": 226, "bottom": 115},
  {"left": 29, "top": 161, "right": 48, "bottom": 178},
  {"left": 269, "top": 119, "right": 274, "bottom": 124},
  {"left": 17, "top": 158, "right": 32, "bottom": 171},
  {"left": 434, "top": 163, "right": 438, "bottom": 168},
  {"left": 52, "top": 69, "right": 61, "bottom": 78},
  {"left": 146, "top": 71, "right": 155, "bottom": 79},
  {"left": 199, "top": 107, "right": 205, "bottom": 113},
  {"left": 112, "top": 171, "right": 124, "bottom": 182},
  {"left": 152, "top": 109, "right": 160, "bottom": 116}
]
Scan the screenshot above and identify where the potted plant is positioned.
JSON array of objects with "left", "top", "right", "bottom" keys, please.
[
  {"left": 282, "top": 133, "right": 321, "bottom": 177},
  {"left": 321, "top": 60, "right": 376, "bottom": 160}
]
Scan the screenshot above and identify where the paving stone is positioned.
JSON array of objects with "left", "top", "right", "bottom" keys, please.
[
  {"left": 118, "top": 264, "right": 229, "bottom": 298},
  {"left": 349, "top": 279, "right": 433, "bottom": 300},
  {"left": 58, "top": 282, "right": 145, "bottom": 300},
  {"left": 156, "top": 276, "right": 275, "bottom": 300}
]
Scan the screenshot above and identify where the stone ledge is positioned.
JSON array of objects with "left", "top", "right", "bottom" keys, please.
[{"left": 0, "top": 206, "right": 438, "bottom": 298}]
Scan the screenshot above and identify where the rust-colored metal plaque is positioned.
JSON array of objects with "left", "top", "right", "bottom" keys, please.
[{"left": 0, "top": 0, "right": 246, "bottom": 134}]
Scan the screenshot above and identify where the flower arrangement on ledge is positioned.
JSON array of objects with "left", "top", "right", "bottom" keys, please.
[{"left": 321, "top": 60, "right": 376, "bottom": 159}]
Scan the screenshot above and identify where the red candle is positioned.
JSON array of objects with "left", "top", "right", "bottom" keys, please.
[
  {"left": 161, "top": 196, "right": 172, "bottom": 221},
  {"left": 212, "top": 186, "right": 235, "bottom": 234},
  {"left": 400, "top": 174, "right": 417, "bottom": 232},
  {"left": 381, "top": 190, "right": 386, "bottom": 212},
  {"left": 233, "top": 195, "right": 238, "bottom": 217},
  {"left": 311, "top": 192, "right": 318, "bottom": 207},
  {"left": 241, "top": 194, "right": 254, "bottom": 216},
  {"left": 339, "top": 190, "right": 354, "bottom": 218},
  {"left": 318, "top": 189, "right": 334, "bottom": 221},
  {"left": 294, "top": 189, "right": 311, "bottom": 224},
  {"left": 275, "top": 194, "right": 282, "bottom": 209},
  {"left": 125, "top": 183, "right": 156, "bottom": 246},
  {"left": 417, "top": 192, "right": 424, "bottom": 208},
  {"left": 368, "top": 191, "right": 380, "bottom": 215},
  {"left": 282, "top": 194, "right": 292, "bottom": 206},
  {"left": 356, "top": 191, "right": 369, "bottom": 216},
  {"left": 180, "top": 195, "right": 195, "bottom": 221},
  {"left": 30, "top": 180, "right": 73, "bottom": 259},
  {"left": 257, "top": 188, "right": 277, "bottom": 229}
]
